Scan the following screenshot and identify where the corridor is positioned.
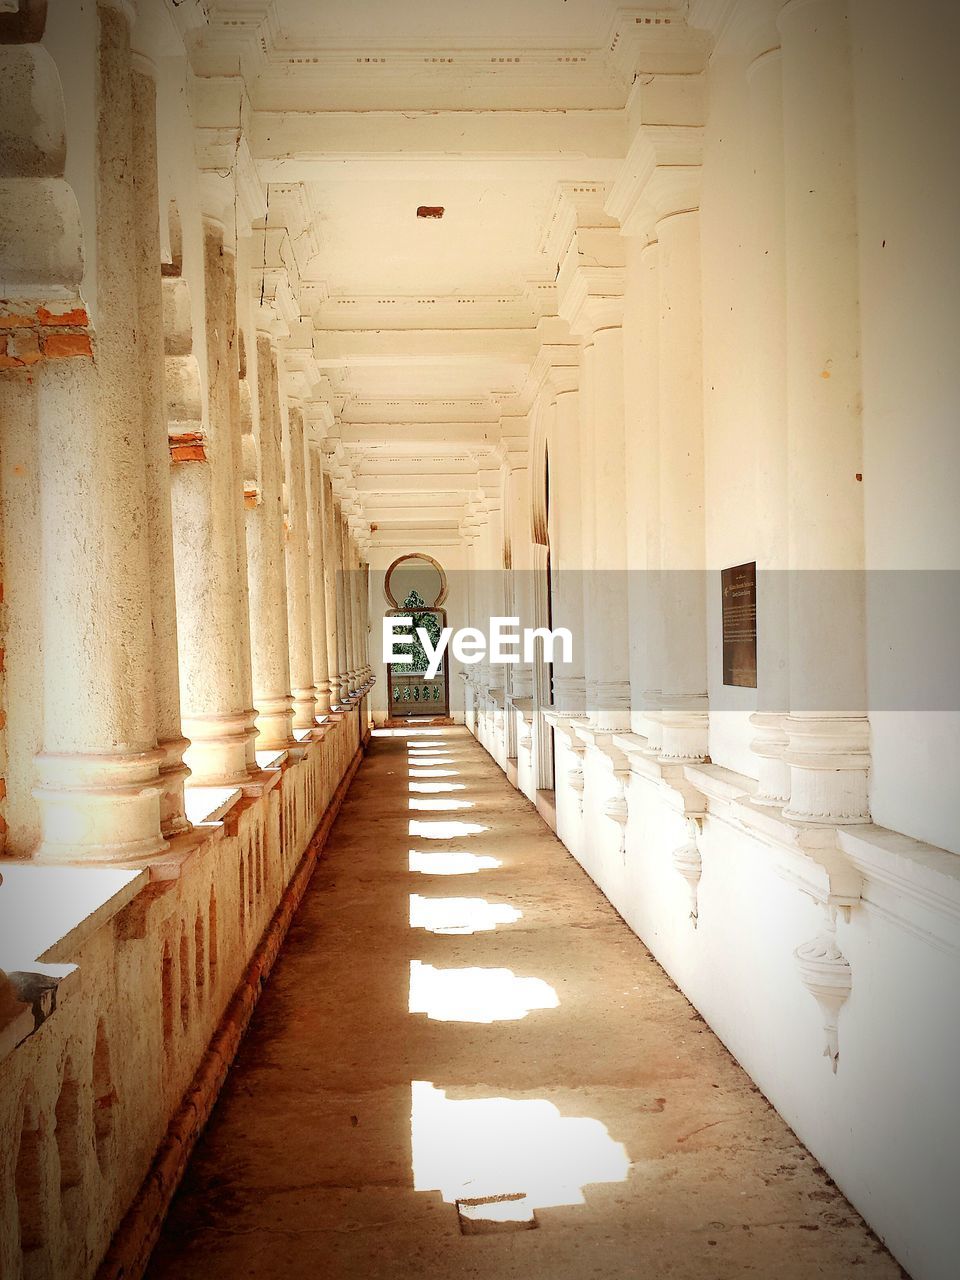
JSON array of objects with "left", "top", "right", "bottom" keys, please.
[{"left": 146, "top": 728, "right": 898, "bottom": 1279}]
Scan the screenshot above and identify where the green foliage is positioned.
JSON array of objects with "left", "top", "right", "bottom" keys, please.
[{"left": 393, "top": 590, "right": 443, "bottom": 674}]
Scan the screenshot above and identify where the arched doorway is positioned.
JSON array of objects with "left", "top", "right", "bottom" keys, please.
[{"left": 384, "top": 553, "right": 450, "bottom": 719}]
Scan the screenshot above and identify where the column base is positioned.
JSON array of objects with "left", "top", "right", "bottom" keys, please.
[
  {"left": 749, "top": 711, "right": 791, "bottom": 806},
  {"left": 253, "top": 694, "right": 296, "bottom": 751},
  {"left": 658, "top": 702, "right": 709, "bottom": 763},
  {"left": 590, "top": 679, "right": 632, "bottom": 733},
  {"left": 291, "top": 688, "right": 318, "bottom": 730},
  {"left": 781, "top": 714, "right": 870, "bottom": 824},
  {"left": 158, "top": 736, "right": 192, "bottom": 838},
  {"left": 638, "top": 692, "right": 663, "bottom": 753},
  {"left": 552, "top": 674, "right": 586, "bottom": 718},
  {"left": 182, "top": 709, "right": 257, "bottom": 786},
  {"left": 33, "top": 747, "right": 168, "bottom": 864}
]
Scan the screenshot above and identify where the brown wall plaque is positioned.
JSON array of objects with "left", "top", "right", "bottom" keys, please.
[{"left": 721, "top": 561, "right": 758, "bottom": 688}]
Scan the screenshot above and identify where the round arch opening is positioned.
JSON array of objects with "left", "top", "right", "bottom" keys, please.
[{"left": 383, "top": 553, "right": 450, "bottom": 720}]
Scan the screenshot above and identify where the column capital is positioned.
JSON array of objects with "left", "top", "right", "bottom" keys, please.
[
  {"left": 606, "top": 124, "right": 704, "bottom": 240},
  {"left": 558, "top": 233, "right": 626, "bottom": 337},
  {"left": 542, "top": 185, "right": 627, "bottom": 339},
  {"left": 530, "top": 333, "right": 580, "bottom": 399}
]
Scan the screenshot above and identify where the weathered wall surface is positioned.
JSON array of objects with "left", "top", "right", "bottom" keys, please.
[{"left": 0, "top": 708, "right": 363, "bottom": 1280}]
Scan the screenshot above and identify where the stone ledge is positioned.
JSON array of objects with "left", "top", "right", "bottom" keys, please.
[
  {"left": 0, "top": 863, "right": 145, "bottom": 1061},
  {"left": 837, "top": 825, "right": 960, "bottom": 955},
  {"left": 94, "top": 737, "right": 367, "bottom": 1280},
  {"left": 0, "top": 863, "right": 147, "bottom": 970}
]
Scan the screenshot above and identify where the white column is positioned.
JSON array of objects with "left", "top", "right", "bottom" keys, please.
[
  {"left": 746, "top": 46, "right": 791, "bottom": 804},
  {"left": 590, "top": 320, "right": 631, "bottom": 732},
  {"left": 357, "top": 551, "right": 371, "bottom": 685},
  {"left": 282, "top": 401, "right": 317, "bottom": 728},
  {"left": 131, "top": 57, "right": 190, "bottom": 836},
  {"left": 343, "top": 525, "right": 358, "bottom": 695},
  {"left": 779, "top": 0, "right": 870, "bottom": 822},
  {"left": 321, "top": 473, "right": 345, "bottom": 708},
  {"left": 172, "top": 219, "right": 257, "bottom": 785},
  {"left": 335, "top": 508, "right": 352, "bottom": 703},
  {"left": 245, "top": 335, "right": 295, "bottom": 749},
  {"left": 306, "top": 442, "right": 332, "bottom": 715},
  {"left": 355, "top": 557, "right": 370, "bottom": 686},
  {"left": 349, "top": 533, "right": 364, "bottom": 692},
  {"left": 577, "top": 339, "right": 598, "bottom": 719},
  {"left": 34, "top": 4, "right": 165, "bottom": 861},
  {"left": 627, "top": 238, "right": 663, "bottom": 750},
  {"left": 549, "top": 384, "right": 587, "bottom": 717},
  {"left": 505, "top": 458, "right": 533, "bottom": 707},
  {"left": 657, "top": 210, "right": 709, "bottom": 761}
]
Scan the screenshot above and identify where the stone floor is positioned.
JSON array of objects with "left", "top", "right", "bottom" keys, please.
[{"left": 146, "top": 727, "right": 903, "bottom": 1279}]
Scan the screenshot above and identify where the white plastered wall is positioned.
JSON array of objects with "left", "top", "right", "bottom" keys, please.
[{"left": 851, "top": 0, "right": 960, "bottom": 855}]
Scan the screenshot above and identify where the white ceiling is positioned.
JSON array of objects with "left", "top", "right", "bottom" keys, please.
[
  {"left": 189, "top": 0, "right": 689, "bottom": 545},
  {"left": 301, "top": 178, "right": 557, "bottom": 297},
  {"left": 263, "top": 0, "right": 621, "bottom": 49}
]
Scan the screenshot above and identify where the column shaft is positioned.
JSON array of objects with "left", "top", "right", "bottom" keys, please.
[
  {"left": 334, "top": 507, "right": 351, "bottom": 703},
  {"left": 629, "top": 239, "right": 663, "bottom": 750},
  {"left": 747, "top": 46, "right": 791, "bottom": 803},
  {"left": 657, "top": 210, "right": 709, "bottom": 761},
  {"left": 306, "top": 445, "right": 332, "bottom": 714},
  {"left": 547, "top": 389, "right": 586, "bottom": 717},
  {"left": 172, "top": 222, "right": 256, "bottom": 785},
  {"left": 283, "top": 403, "right": 317, "bottom": 727},
  {"left": 131, "top": 61, "right": 190, "bottom": 836},
  {"left": 590, "top": 323, "right": 631, "bottom": 732},
  {"left": 340, "top": 517, "right": 357, "bottom": 695},
  {"left": 779, "top": 0, "right": 870, "bottom": 821},
  {"left": 35, "top": 5, "right": 164, "bottom": 861},
  {"left": 321, "top": 474, "right": 345, "bottom": 708},
  {"left": 245, "top": 336, "right": 294, "bottom": 749},
  {"left": 578, "top": 341, "right": 598, "bottom": 719}
]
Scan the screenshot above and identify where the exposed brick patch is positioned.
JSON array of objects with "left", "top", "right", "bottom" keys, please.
[
  {"left": 43, "top": 332, "right": 93, "bottom": 359},
  {"left": 0, "top": 301, "right": 93, "bottom": 369},
  {"left": 170, "top": 445, "right": 206, "bottom": 463},
  {"left": 36, "top": 306, "right": 90, "bottom": 328},
  {"left": 243, "top": 486, "right": 259, "bottom": 509},
  {"left": 169, "top": 430, "right": 207, "bottom": 464}
]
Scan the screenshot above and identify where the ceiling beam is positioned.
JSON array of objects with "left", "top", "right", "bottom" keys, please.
[
  {"left": 249, "top": 108, "right": 626, "bottom": 168},
  {"left": 313, "top": 328, "right": 540, "bottom": 367}
]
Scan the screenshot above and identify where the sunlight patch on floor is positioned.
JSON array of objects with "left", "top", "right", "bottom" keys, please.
[
  {"left": 409, "top": 894, "right": 522, "bottom": 935},
  {"left": 408, "top": 797, "right": 473, "bottom": 812},
  {"left": 409, "top": 961, "right": 557, "bottom": 1022},
  {"left": 408, "top": 768, "right": 460, "bottom": 779},
  {"left": 408, "top": 850, "right": 502, "bottom": 876},
  {"left": 406, "top": 756, "right": 457, "bottom": 768},
  {"left": 412, "top": 1082, "right": 630, "bottom": 1211},
  {"left": 409, "top": 782, "right": 466, "bottom": 794},
  {"left": 409, "top": 819, "right": 487, "bottom": 839}
]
